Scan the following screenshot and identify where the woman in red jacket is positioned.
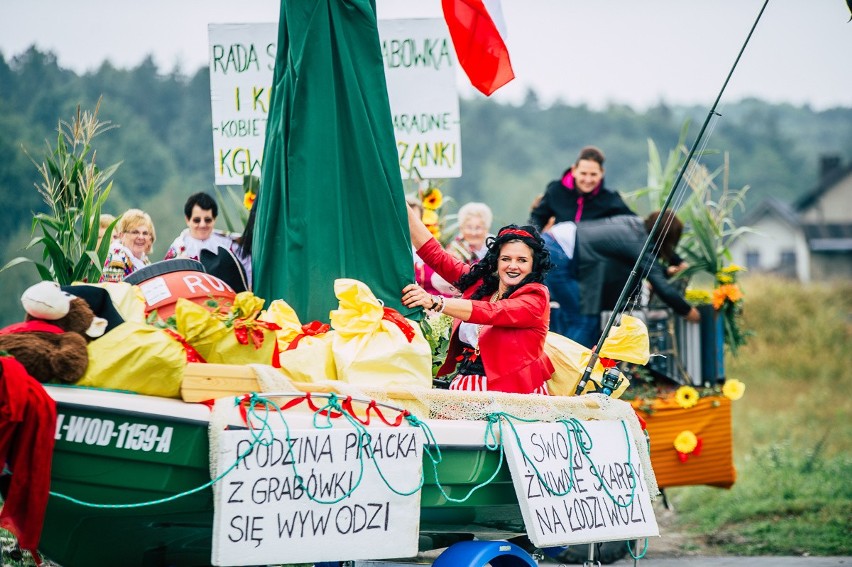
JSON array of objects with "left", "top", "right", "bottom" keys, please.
[{"left": 402, "top": 205, "right": 555, "bottom": 394}]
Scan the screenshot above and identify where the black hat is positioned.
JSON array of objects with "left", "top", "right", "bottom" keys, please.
[
  {"left": 199, "top": 246, "right": 249, "bottom": 293},
  {"left": 61, "top": 284, "right": 125, "bottom": 333}
]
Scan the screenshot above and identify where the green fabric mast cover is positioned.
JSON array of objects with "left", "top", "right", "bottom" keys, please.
[{"left": 253, "top": 0, "right": 417, "bottom": 323}]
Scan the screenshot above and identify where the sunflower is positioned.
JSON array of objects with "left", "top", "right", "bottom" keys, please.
[
  {"left": 422, "top": 188, "right": 443, "bottom": 210},
  {"left": 674, "top": 385, "right": 700, "bottom": 409},
  {"left": 426, "top": 224, "right": 442, "bottom": 239},
  {"left": 422, "top": 208, "right": 439, "bottom": 226},
  {"left": 673, "top": 430, "right": 698, "bottom": 454},
  {"left": 722, "top": 378, "right": 746, "bottom": 401}
]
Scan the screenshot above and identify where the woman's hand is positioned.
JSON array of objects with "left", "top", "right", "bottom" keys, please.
[
  {"left": 402, "top": 283, "right": 437, "bottom": 310},
  {"left": 685, "top": 306, "right": 701, "bottom": 323}
]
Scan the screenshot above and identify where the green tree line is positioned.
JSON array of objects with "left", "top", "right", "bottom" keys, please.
[{"left": 0, "top": 46, "right": 850, "bottom": 325}]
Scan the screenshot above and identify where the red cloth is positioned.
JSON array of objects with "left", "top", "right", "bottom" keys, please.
[
  {"left": 441, "top": 0, "right": 514, "bottom": 95},
  {"left": 0, "top": 320, "right": 65, "bottom": 335},
  {"left": 417, "top": 238, "right": 555, "bottom": 394},
  {"left": 0, "top": 356, "right": 57, "bottom": 557}
]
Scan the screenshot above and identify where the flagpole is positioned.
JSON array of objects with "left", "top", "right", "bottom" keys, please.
[{"left": 575, "top": 0, "right": 770, "bottom": 396}]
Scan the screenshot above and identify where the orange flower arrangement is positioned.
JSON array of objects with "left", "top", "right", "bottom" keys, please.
[{"left": 712, "top": 283, "right": 743, "bottom": 309}]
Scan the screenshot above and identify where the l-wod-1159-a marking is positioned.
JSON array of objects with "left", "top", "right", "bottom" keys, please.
[{"left": 54, "top": 414, "right": 173, "bottom": 453}]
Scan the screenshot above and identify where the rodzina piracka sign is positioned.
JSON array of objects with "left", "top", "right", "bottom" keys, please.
[
  {"left": 504, "top": 420, "right": 659, "bottom": 548},
  {"left": 211, "top": 426, "right": 423, "bottom": 566}
]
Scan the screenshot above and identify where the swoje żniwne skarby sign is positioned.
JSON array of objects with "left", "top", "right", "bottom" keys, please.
[
  {"left": 211, "top": 425, "right": 423, "bottom": 566},
  {"left": 503, "top": 419, "right": 659, "bottom": 548},
  {"left": 208, "top": 19, "right": 461, "bottom": 185}
]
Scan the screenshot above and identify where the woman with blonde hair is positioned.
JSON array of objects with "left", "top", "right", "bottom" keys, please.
[{"left": 99, "top": 209, "right": 156, "bottom": 282}]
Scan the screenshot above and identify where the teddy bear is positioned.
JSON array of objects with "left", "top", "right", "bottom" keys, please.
[{"left": 0, "top": 281, "right": 107, "bottom": 383}]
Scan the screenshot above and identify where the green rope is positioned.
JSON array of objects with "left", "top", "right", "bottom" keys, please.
[
  {"left": 627, "top": 537, "right": 650, "bottom": 560},
  {"left": 48, "top": 401, "right": 269, "bottom": 508}
]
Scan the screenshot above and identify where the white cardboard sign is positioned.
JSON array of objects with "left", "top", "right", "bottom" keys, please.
[
  {"left": 208, "top": 19, "right": 461, "bottom": 185},
  {"left": 211, "top": 426, "right": 423, "bottom": 566},
  {"left": 503, "top": 420, "right": 659, "bottom": 547}
]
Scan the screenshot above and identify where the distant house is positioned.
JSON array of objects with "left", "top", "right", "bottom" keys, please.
[{"left": 729, "top": 156, "right": 852, "bottom": 282}]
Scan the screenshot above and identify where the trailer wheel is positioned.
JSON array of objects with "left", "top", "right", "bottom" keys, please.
[{"left": 433, "top": 540, "right": 538, "bottom": 566}]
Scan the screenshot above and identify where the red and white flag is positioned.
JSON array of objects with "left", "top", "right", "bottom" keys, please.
[{"left": 442, "top": 0, "right": 515, "bottom": 96}]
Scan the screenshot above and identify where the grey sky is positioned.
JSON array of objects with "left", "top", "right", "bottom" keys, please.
[{"left": 1, "top": 0, "right": 849, "bottom": 110}]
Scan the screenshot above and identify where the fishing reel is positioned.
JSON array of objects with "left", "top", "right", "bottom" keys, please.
[{"left": 584, "top": 366, "right": 624, "bottom": 397}]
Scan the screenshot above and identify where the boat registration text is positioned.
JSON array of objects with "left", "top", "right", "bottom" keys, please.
[{"left": 54, "top": 413, "right": 173, "bottom": 453}]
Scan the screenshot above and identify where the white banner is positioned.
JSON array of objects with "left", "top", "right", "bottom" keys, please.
[
  {"left": 208, "top": 19, "right": 461, "bottom": 185},
  {"left": 208, "top": 23, "right": 276, "bottom": 185},
  {"left": 211, "top": 427, "right": 423, "bottom": 566},
  {"left": 503, "top": 420, "right": 659, "bottom": 548},
  {"left": 381, "top": 18, "right": 462, "bottom": 180}
]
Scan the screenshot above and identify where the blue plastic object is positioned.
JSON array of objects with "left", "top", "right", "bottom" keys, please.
[{"left": 433, "top": 540, "right": 538, "bottom": 567}]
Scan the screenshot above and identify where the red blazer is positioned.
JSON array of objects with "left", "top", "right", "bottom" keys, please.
[{"left": 417, "top": 238, "right": 554, "bottom": 394}]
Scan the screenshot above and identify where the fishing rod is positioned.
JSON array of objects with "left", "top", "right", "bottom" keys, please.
[{"left": 575, "top": 0, "right": 770, "bottom": 396}]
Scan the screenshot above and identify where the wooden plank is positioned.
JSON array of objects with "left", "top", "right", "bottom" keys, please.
[{"left": 181, "top": 363, "right": 602, "bottom": 411}]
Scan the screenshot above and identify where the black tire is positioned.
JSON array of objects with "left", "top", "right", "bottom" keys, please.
[
  {"left": 123, "top": 259, "right": 205, "bottom": 285},
  {"left": 551, "top": 541, "right": 633, "bottom": 564}
]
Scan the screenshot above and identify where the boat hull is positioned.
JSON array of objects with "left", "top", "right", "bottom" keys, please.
[{"left": 43, "top": 386, "right": 524, "bottom": 567}]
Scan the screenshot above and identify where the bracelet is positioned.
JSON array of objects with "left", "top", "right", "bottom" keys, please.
[
  {"left": 429, "top": 296, "right": 440, "bottom": 311},
  {"left": 435, "top": 296, "right": 446, "bottom": 314}
]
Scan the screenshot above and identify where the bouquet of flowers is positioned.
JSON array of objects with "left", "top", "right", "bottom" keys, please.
[{"left": 684, "top": 264, "right": 749, "bottom": 354}]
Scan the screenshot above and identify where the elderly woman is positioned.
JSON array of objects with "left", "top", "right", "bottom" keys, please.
[
  {"left": 99, "top": 209, "right": 156, "bottom": 282},
  {"left": 402, "top": 205, "right": 554, "bottom": 394},
  {"left": 165, "top": 191, "right": 252, "bottom": 288},
  {"left": 447, "top": 202, "right": 493, "bottom": 265}
]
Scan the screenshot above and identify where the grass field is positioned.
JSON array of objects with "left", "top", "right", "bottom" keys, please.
[{"left": 664, "top": 275, "right": 852, "bottom": 556}]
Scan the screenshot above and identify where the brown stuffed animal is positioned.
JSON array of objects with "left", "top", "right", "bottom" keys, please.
[{"left": 0, "top": 282, "right": 107, "bottom": 383}]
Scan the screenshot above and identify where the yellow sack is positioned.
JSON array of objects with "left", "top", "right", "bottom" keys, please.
[
  {"left": 261, "top": 299, "right": 337, "bottom": 383},
  {"left": 261, "top": 299, "right": 303, "bottom": 351},
  {"left": 175, "top": 295, "right": 278, "bottom": 365},
  {"left": 77, "top": 322, "right": 184, "bottom": 398},
  {"left": 545, "top": 315, "right": 648, "bottom": 398},
  {"left": 599, "top": 314, "right": 650, "bottom": 365},
  {"left": 330, "top": 279, "right": 431, "bottom": 389}
]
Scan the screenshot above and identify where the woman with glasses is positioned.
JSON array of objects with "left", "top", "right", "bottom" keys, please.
[
  {"left": 99, "top": 209, "right": 156, "bottom": 282},
  {"left": 164, "top": 192, "right": 251, "bottom": 287}
]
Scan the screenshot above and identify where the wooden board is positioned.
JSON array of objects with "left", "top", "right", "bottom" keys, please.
[{"left": 182, "top": 362, "right": 261, "bottom": 402}]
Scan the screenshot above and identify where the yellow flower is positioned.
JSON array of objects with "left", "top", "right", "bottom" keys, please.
[
  {"left": 674, "top": 385, "right": 700, "bottom": 409},
  {"left": 422, "top": 188, "right": 443, "bottom": 210},
  {"left": 721, "top": 264, "right": 745, "bottom": 274},
  {"left": 422, "top": 209, "right": 439, "bottom": 226},
  {"left": 244, "top": 191, "right": 256, "bottom": 210},
  {"left": 674, "top": 430, "right": 698, "bottom": 454},
  {"left": 716, "top": 273, "right": 733, "bottom": 284},
  {"left": 722, "top": 378, "right": 746, "bottom": 401},
  {"left": 685, "top": 288, "right": 713, "bottom": 304},
  {"left": 426, "top": 224, "right": 442, "bottom": 239}
]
